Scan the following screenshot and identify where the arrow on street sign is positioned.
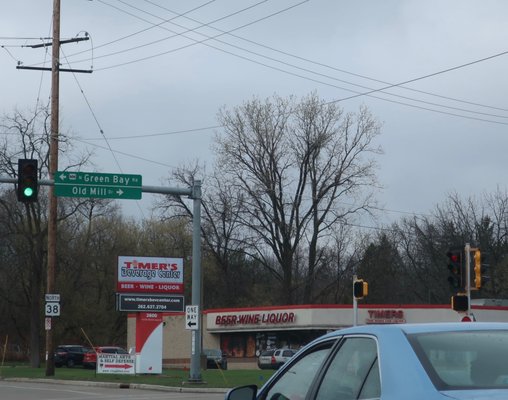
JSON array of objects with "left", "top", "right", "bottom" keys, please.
[
  {"left": 103, "top": 363, "right": 133, "bottom": 369},
  {"left": 55, "top": 171, "right": 142, "bottom": 200},
  {"left": 185, "top": 305, "right": 199, "bottom": 330}
]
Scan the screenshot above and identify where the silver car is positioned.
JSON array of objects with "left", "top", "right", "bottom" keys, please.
[
  {"left": 258, "top": 348, "right": 297, "bottom": 370},
  {"left": 226, "top": 322, "right": 508, "bottom": 399}
]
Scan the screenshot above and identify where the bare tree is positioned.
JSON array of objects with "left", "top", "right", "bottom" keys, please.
[{"left": 213, "top": 93, "right": 382, "bottom": 303}]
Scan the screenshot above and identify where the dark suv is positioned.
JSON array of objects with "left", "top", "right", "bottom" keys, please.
[
  {"left": 203, "top": 348, "right": 227, "bottom": 370},
  {"left": 54, "top": 345, "right": 90, "bottom": 367}
]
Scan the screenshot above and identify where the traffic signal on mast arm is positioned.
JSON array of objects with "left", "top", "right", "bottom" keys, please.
[
  {"left": 446, "top": 248, "right": 464, "bottom": 290},
  {"left": 353, "top": 279, "right": 368, "bottom": 299},
  {"left": 17, "top": 159, "right": 38, "bottom": 202}
]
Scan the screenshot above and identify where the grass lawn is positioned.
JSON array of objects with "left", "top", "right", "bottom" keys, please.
[{"left": 0, "top": 363, "right": 276, "bottom": 389}]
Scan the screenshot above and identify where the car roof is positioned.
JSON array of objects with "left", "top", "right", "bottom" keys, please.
[
  {"left": 263, "top": 322, "right": 508, "bottom": 398},
  {"left": 317, "top": 322, "right": 508, "bottom": 340}
]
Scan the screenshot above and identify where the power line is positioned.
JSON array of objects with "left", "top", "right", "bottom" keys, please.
[
  {"left": 143, "top": 0, "right": 508, "bottom": 114},
  {"left": 55, "top": 0, "right": 270, "bottom": 64},
  {"left": 63, "top": 0, "right": 218, "bottom": 59},
  {"left": 76, "top": 0, "right": 310, "bottom": 70},
  {"left": 80, "top": 125, "right": 222, "bottom": 140},
  {"left": 74, "top": 1, "right": 508, "bottom": 124}
]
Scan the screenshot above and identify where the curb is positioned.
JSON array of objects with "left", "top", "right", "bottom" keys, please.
[{"left": 2, "top": 378, "right": 229, "bottom": 393}]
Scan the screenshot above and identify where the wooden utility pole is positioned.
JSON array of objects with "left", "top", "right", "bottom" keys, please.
[{"left": 45, "top": 0, "right": 60, "bottom": 377}]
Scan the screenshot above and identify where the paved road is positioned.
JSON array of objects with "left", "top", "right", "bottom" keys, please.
[{"left": 0, "top": 380, "right": 227, "bottom": 400}]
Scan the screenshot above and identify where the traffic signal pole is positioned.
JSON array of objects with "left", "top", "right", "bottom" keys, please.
[
  {"left": 353, "top": 275, "right": 358, "bottom": 326},
  {"left": 465, "top": 243, "right": 473, "bottom": 318}
]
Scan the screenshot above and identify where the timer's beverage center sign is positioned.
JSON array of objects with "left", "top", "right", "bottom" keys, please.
[{"left": 117, "top": 256, "right": 184, "bottom": 294}]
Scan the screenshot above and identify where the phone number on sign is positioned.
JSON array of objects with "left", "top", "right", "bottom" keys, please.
[{"left": 136, "top": 304, "right": 167, "bottom": 310}]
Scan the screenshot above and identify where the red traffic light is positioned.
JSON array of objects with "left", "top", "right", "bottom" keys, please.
[{"left": 446, "top": 249, "right": 464, "bottom": 290}]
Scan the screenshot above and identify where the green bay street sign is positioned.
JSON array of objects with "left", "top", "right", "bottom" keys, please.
[{"left": 55, "top": 171, "right": 142, "bottom": 200}]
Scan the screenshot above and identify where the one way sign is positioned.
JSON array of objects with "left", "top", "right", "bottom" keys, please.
[{"left": 185, "top": 305, "right": 199, "bottom": 330}]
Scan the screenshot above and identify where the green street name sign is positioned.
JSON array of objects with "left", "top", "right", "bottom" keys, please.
[{"left": 54, "top": 171, "right": 142, "bottom": 200}]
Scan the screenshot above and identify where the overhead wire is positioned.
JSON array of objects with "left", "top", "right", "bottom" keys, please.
[
  {"left": 21, "top": 1, "right": 507, "bottom": 124},
  {"left": 143, "top": 0, "right": 508, "bottom": 114},
  {"left": 62, "top": 0, "right": 218, "bottom": 59},
  {"left": 74, "top": 0, "right": 508, "bottom": 125},
  {"left": 68, "top": 0, "right": 309, "bottom": 69},
  {"left": 41, "top": 0, "right": 269, "bottom": 64}
]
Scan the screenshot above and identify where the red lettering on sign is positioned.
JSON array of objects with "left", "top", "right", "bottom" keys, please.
[{"left": 215, "top": 312, "right": 296, "bottom": 326}]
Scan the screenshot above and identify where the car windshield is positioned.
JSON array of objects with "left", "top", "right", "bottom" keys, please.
[{"left": 408, "top": 330, "right": 508, "bottom": 390}]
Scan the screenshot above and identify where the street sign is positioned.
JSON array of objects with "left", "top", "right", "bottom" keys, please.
[
  {"left": 45, "top": 302, "right": 60, "bottom": 316},
  {"left": 116, "top": 294, "right": 184, "bottom": 312},
  {"left": 54, "top": 171, "right": 142, "bottom": 200},
  {"left": 185, "top": 305, "right": 199, "bottom": 330},
  {"left": 45, "top": 293, "right": 60, "bottom": 302}
]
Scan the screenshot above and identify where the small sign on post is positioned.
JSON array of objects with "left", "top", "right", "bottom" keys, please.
[
  {"left": 45, "top": 293, "right": 60, "bottom": 317},
  {"left": 185, "top": 305, "right": 199, "bottom": 330}
]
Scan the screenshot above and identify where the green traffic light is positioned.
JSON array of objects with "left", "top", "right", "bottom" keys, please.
[{"left": 23, "top": 187, "right": 34, "bottom": 197}]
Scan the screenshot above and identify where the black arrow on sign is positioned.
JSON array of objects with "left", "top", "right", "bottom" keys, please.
[{"left": 187, "top": 321, "right": 197, "bottom": 328}]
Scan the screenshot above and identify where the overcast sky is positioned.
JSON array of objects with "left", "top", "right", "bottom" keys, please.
[{"left": 2, "top": 0, "right": 508, "bottom": 226}]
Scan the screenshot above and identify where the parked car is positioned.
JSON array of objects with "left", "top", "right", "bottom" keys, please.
[
  {"left": 226, "top": 322, "right": 508, "bottom": 400},
  {"left": 203, "top": 348, "right": 227, "bottom": 370},
  {"left": 257, "top": 348, "right": 297, "bottom": 369},
  {"left": 257, "top": 349, "right": 275, "bottom": 369},
  {"left": 83, "top": 346, "right": 129, "bottom": 369},
  {"left": 54, "top": 345, "right": 90, "bottom": 368}
]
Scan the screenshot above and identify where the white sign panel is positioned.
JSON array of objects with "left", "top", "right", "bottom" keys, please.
[
  {"left": 45, "top": 302, "right": 60, "bottom": 316},
  {"left": 186, "top": 305, "right": 199, "bottom": 330},
  {"left": 117, "top": 256, "right": 184, "bottom": 294},
  {"left": 45, "top": 294, "right": 60, "bottom": 302},
  {"left": 97, "top": 353, "right": 135, "bottom": 375}
]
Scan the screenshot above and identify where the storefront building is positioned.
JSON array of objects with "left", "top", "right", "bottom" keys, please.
[{"left": 126, "top": 301, "right": 508, "bottom": 369}]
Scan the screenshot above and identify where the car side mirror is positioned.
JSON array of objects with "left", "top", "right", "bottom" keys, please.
[{"left": 225, "top": 384, "right": 258, "bottom": 400}]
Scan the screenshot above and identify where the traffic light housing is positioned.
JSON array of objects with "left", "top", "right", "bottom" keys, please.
[
  {"left": 451, "top": 294, "right": 469, "bottom": 312},
  {"left": 17, "top": 159, "right": 38, "bottom": 202},
  {"left": 353, "top": 279, "right": 368, "bottom": 299},
  {"left": 473, "top": 249, "right": 481, "bottom": 289},
  {"left": 446, "top": 249, "right": 464, "bottom": 290},
  {"left": 472, "top": 249, "right": 490, "bottom": 289}
]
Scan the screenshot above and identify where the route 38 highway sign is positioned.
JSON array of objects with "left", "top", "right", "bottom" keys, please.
[{"left": 45, "top": 302, "right": 60, "bottom": 317}]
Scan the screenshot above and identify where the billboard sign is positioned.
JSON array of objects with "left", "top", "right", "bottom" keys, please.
[{"left": 117, "top": 256, "right": 184, "bottom": 294}]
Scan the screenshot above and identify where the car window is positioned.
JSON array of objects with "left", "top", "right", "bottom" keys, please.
[
  {"left": 261, "top": 341, "right": 335, "bottom": 400},
  {"left": 408, "top": 330, "right": 508, "bottom": 390},
  {"left": 102, "top": 348, "right": 116, "bottom": 354},
  {"left": 315, "top": 337, "right": 380, "bottom": 400},
  {"left": 282, "top": 350, "right": 294, "bottom": 357}
]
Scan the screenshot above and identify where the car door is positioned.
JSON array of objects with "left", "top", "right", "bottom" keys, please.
[
  {"left": 312, "top": 336, "right": 381, "bottom": 400},
  {"left": 259, "top": 339, "right": 337, "bottom": 400}
]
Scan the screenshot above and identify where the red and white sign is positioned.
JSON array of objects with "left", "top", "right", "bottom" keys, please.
[
  {"left": 117, "top": 256, "right": 184, "bottom": 293},
  {"left": 135, "top": 312, "right": 163, "bottom": 374},
  {"left": 97, "top": 353, "right": 135, "bottom": 374}
]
